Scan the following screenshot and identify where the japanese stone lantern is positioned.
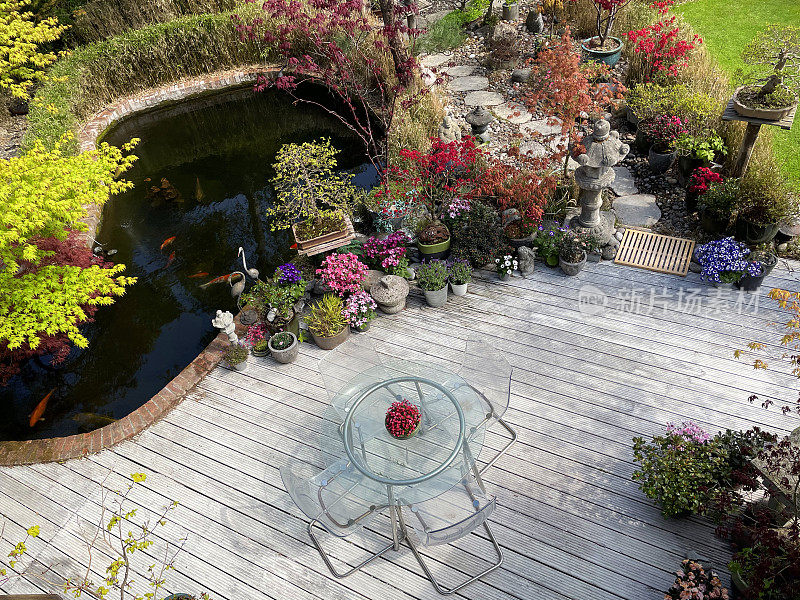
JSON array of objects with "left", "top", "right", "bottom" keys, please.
[{"left": 569, "top": 118, "right": 629, "bottom": 245}]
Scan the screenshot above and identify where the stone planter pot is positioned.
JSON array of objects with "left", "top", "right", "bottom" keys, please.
[
  {"left": 736, "top": 217, "right": 780, "bottom": 245},
  {"left": 229, "top": 358, "right": 248, "bottom": 372},
  {"left": 700, "top": 209, "right": 729, "bottom": 235},
  {"left": 370, "top": 275, "right": 409, "bottom": 314},
  {"left": 648, "top": 147, "right": 676, "bottom": 174},
  {"left": 559, "top": 251, "right": 587, "bottom": 276},
  {"left": 265, "top": 310, "right": 300, "bottom": 337},
  {"left": 353, "top": 322, "right": 371, "bottom": 333},
  {"left": 498, "top": 272, "right": 511, "bottom": 281},
  {"left": 311, "top": 325, "right": 350, "bottom": 350},
  {"left": 422, "top": 286, "right": 448, "bottom": 307},
  {"left": 417, "top": 235, "right": 451, "bottom": 261},
  {"left": 581, "top": 36, "right": 624, "bottom": 66},
  {"left": 732, "top": 85, "right": 798, "bottom": 121},
  {"left": 450, "top": 281, "right": 468, "bottom": 296},
  {"left": 506, "top": 231, "right": 536, "bottom": 249},
  {"left": 502, "top": 2, "right": 519, "bottom": 20},
  {"left": 269, "top": 332, "right": 299, "bottom": 364}
]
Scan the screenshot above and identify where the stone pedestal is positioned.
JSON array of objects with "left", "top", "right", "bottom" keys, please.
[{"left": 569, "top": 165, "right": 615, "bottom": 245}]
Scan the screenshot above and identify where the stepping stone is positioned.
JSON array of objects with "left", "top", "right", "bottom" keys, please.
[
  {"left": 611, "top": 166, "right": 638, "bottom": 196},
  {"left": 464, "top": 91, "right": 504, "bottom": 106},
  {"left": 613, "top": 194, "right": 661, "bottom": 228},
  {"left": 448, "top": 76, "right": 490, "bottom": 92},
  {"left": 444, "top": 65, "right": 476, "bottom": 77},
  {"left": 520, "top": 117, "right": 562, "bottom": 138},
  {"left": 511, "top": 68, "right": 531, "bottom": 83},
  {"left": 420, "top": 53, "right": 451, "bottom": 68},
  {"left": 519, "top": 141, "right": 549, "bottom": 158},
  {"left": 493, "top": 102, "right": 531, "bottom": 124}
]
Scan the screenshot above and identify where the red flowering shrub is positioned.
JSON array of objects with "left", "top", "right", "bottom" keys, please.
[
  {"left": 479, "top": 157, "right": 557, "bottom": 225},
  {"left": 385, "top": 398, "right": 421, "bottom": 437},
  {"left": 687, "top": 167, "right": 723, "bottom": 196},
  {"left": 625, "top": 15, "right": 702, "bottom": 81},
  {"left": 638, "top": 114, "right": 687, "bottom": 151}
]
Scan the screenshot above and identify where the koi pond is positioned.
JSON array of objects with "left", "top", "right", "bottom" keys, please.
[{"left": 2, "top": 85, "right": 377, "bottom": 442}]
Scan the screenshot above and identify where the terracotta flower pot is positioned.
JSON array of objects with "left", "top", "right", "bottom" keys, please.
[{"left": 311, "top": 325, "right": 350, "bottom": 350}]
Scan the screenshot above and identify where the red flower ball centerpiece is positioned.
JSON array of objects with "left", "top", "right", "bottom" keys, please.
[{"left": 385, "top": 398, "right": 421, "bottom": 440}]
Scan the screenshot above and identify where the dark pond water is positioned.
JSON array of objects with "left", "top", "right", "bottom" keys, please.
[{"left": 2, "top": 85, "right": 377, "bottom": 441}]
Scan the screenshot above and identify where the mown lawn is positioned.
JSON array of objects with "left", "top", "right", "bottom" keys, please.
[{"left": 677, "top": 0, "right": 800, "bottom": 188}]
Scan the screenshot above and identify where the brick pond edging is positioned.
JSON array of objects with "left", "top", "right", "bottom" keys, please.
[{"left": 0, "top": 67, "right": 275, "bottom": 466}]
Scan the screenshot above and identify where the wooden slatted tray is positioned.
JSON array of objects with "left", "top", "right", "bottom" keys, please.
[
  {"left": 614, "top": 229, "right": 695, "bottom": 276},
  {"left": 296, "top": 216, "right": 356, "bottom": 257}
]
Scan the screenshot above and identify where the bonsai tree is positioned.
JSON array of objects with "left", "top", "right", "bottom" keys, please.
[
  {"left": 586, "top": 0, "right": 631, "bottom": 49},
  {"left": 740, "top": 25, "right": 800, "bottom": 108},
  {"left": 267, "top": 138, "right": 357, "bottom": 238}
]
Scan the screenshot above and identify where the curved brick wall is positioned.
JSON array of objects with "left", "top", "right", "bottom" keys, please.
[{"left": 0, "top": 67, "right": 272, "bottom": 466}]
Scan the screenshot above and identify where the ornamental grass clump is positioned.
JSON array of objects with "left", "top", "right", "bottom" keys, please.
[
  {"left": 695, "top": 237, "right": 759, "bottom": 284},
  {"left": 304, "top": 294, "right": 348, "bottom": 338},
  {"left": 632, "top": 422, "right": 729, "bottom": 518},
  {"left": 416, "top": 259, "right": 449, "bottom": 291},
  {"left": 316, "top": 252, "right": 368, "bottom": 297},
  {"left": 385, "top": 398, "right": 421, "bottom": 438}
]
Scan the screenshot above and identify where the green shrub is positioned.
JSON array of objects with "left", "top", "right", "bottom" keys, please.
[
  {"left": 417, "top": 12, "right": 467, "bottom": 54},
  {"left": 448, "top": 200, "right": 507, "bottom": 267},
  {"left": 698, "top": 178, "right": 739, "bottom": 220},
  {"left": 737, "top": 162, "right": 799, "bottom": 225}
]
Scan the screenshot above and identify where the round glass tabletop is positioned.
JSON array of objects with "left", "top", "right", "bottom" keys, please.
[{"left": 321, "top": 360, "right": 487, "bottom": 505}]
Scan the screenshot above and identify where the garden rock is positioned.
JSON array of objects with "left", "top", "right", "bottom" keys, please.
[
  {"left": 494, "top": 101, "right": 531, "bottom": 124},
  {"left": 588, "top": 251, "right": 602, "bottom": 263},
  {"left": 520, "top": 117, "right": 562, "bottom": 138},
  {"left": 601, "top": 245, "right": 618, "bottom": 260},
  {"left": 313, "top": 279, "right": 333, "bottom": 295},
  {"left": 489, "top": 21, "right": 516, "bottom": 42},
  {"left": 613, "top": 194, "right": 661, "bottom": 228},
  {"left": 445, "top": 65, "right": 476, "bottom": 77},
  {"left": 370, "top": 275, "right": 409, "bottom": 314},
  {"left": 525, "top": 9, "right": 544, "bottom": 33},
  {"left": 689, "top": 261, "right": 702, "bottom": 274},
  {"left": 363, "top": 269, "right": 385, "bottom": 292},
  {"left": 611, "top": 166, "right": 638, "bottom": 196},
  {"left": 420, "top": 53, "right": 451, "bottom": 68},
  {"left": 448, "top": 76, "right": 490, "bottom": 92},
  {"left": 511, "top": 68, "right": 531, "bottom": 83},
  {"left": 464, "top": 91, "right": 505, "bottom": 106},
  {"left": 501, "top": 208, "right": 521, "bottom": 227}
]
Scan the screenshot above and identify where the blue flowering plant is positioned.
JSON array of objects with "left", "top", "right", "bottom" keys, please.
[
  {"left": 531, "top": 225, "right": 565, "bottom": 265},
  {"left": 695, "top": 237, "right": 762, "bottom": 284},
  {"left": 276, "top": 262, "right": 303, "bottom": 285}
]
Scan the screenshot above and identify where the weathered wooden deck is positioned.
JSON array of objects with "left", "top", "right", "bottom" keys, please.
[{"left": 2, "top": 258, "right": 800, "bottom": 600}]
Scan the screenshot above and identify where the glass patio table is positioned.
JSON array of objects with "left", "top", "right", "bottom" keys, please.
[{"left": 320, "top": 360, "right": 488, "bottom": 545}]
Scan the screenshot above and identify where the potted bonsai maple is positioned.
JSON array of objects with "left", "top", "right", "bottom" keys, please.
[
  {"left": 733, "top": 25, "right": 799, "bottom": 121},
  {"left": 267, "top": 138, "right": 356, "bottom": 251},
  {"left": 304, "top": 293, "right": 350, "bottom": 350},
  {"left": 581, "top": 0, "right": 630, "bottom": 66}
]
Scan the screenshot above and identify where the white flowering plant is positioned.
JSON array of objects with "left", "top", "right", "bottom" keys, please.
[{"left": 495, "top": 254, "right": 518, "bottom": 276}]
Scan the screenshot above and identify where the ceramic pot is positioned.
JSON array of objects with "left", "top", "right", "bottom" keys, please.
[
  {"left": 417, "top": 235, "right": 451, "bottom": 261},
  {"left": 736, "top": 218, "right": 780, "bottom": 245},
  {"left": 732, "top": 85, "right": 798, "bottom": 120},
  {"left": 502, "top": 2, "right": 519, "bottom": 20},
  {"left": 559, "top": 251, "right": 587, "bottom": 276},
  {"left": 736, "top": 270, "right": 766, "bottom": 292},
  {"left": 506, "top": 230, "right": 536, "bottom": 249},
  {"left": 648, "top": 147, "right": 676, "bottom": 174},
  {"left": 499, "top": 272, "right": 511, "bottom": 281},
  {"left": 423, "top": 286, "right": 448, "bottom": 307},
  {"left": 685, "top": 190, "right": 699, "bottom": 213},
  {"left": 268, "top": 332, "right": 299, "bottom": 363},
  {"left": 754, "top": 252, "right": 778, "bottom": 276},
  {"left": 450, "top": 281, "right": 468, "bottom": 296},
  {"left": 581, "top": 36, "right": 624, "bottom": 66},
  {"left": 677, "top": 155, "right": 708, "bottom": 186},
  {"left": 634, "top": 129, "right": 652, "bottom": 153},
  {"left": 311, "top": 326, "right": 350, "bottom": 350}
]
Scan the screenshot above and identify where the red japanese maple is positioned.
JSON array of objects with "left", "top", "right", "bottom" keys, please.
[{"left": 586, "top": 0, "right": 632, "bottom": 48}]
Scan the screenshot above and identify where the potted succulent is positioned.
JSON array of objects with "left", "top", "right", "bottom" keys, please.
[
  {"left": 698, "top": 179, "right": 739, "bottom": 234},
  {"left": 304, "top": 294, "right": 350, "bottom": 350},
  {"left": 223, "top": 344, "right": 249, "bottom": 372},
  {"left": 531, "top": 225, "right": 562, "bottom": 267},
  {"left": 732, "top": 25, "right": 799, "bottom": 121},
  {"left": 448, "top": 258, "right": 473, "bottom": 296},
  {"left": 557, "top": 230, "right": 593, "bottom": 276},
  {"left": 343, "top": 290, "right": 377, "bottom": 332},
  {"left": 268, "top": 331, "right": 299, "bottom": 363},
  {"left": 495, "top": 254, "right": 517, "bottom": 281},
  {"left": 638, "top": 115, "right": 687, "bottom": 174},
  {"left": 502, "top": 0, "right": 519, "bottom": 21},
  {"left": 580, "top": 0, "right": 629, "bottom": 66},
  {"left": 267, "top": 139, "right": 356, "bottom": 251},
  {"left": 504, "top": 219, "right": 537, "bottom": 249},
  {"left": 685, "top": 167, "right": 723, "bottom": 214},
  {"left": 385, "top": 398, "right": 422, "bottom": 439},
  {"left": 695, "top": 237, "right": 756, "bottom": 288},
  {"left": 417, "top": 259, "right": 449, "bottom": 307},
  {"left": 241, "top": 264, "right": 306, "bottom": 337}
]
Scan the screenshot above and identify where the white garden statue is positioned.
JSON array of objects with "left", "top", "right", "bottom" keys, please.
[{"left": 212, "top": 310, "right": 238, "bottom": 344}]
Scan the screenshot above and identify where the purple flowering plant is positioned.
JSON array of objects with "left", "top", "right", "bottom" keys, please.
[
  {"left": 276, "top": 262, "right": 302, "bottom": 285},
  {"left": 343, "top": 290, "right": 377, "bottom": 328},
  {"left": 695, "top": 237, "right": 761, "bottom": 284},
  {"left": 666, "top": 421, "right": 711, "bottom": 444}
]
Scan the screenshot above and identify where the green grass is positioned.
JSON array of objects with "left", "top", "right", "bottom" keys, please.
[
  {"left": 676, "top": 0, "right": 800, "bottom": 188},
  {"left": 417, "top": 0, "right": 490, "bottom": 54}
]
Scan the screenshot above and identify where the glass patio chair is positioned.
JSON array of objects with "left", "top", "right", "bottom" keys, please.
[
  {"left": 400, "top": 470, "right": 503, "bottom": 594},
  {"left": 456, "top": 338, "right": 517, "bottom": 474},
  {"left": 280, "top": 458, "right": 397, "bottom": 578}
]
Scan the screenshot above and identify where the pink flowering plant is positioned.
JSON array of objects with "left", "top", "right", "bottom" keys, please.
[
  {"left": 343, "top": 290, "right": 377, "bottom": 328},
  {"left": 666, "top": 421, "right": 711, "bottom": 445},
  {"left": 363, "top": 231, "right": 410, "bottom": 277},
  {"left": 443, "top": 197, "right": 471, "bottom": 220},
  {"left": 316, "top": 252, "right": 368, "bottom": 297},
  {"left": 385, "top": 398, "right": 421, "bottom": 438},
  {"left": 638, "top": 114, "right": 687, "bottom": 152},
  {"left": 244, "top": 322, "right": 269, "bottom": 346}
]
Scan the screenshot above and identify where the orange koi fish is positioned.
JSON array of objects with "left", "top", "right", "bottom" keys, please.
[
  {"left": 188, "top": 272, "right": 209, "bottom": 279},
  {"left": 29, "top": 388, "right": 55, "bottom": 427},
  {"left": 166, "top": 252, "right": 175, "bottom": 266},
  {"left": 160, "top": 236, "right": 176, "bottom": 251},
  {"left": 290, "top": 242, "right": 298, "bottom": 250},
  {"left": 199, "top": 273, "right": 234, "bottom": 289}
]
